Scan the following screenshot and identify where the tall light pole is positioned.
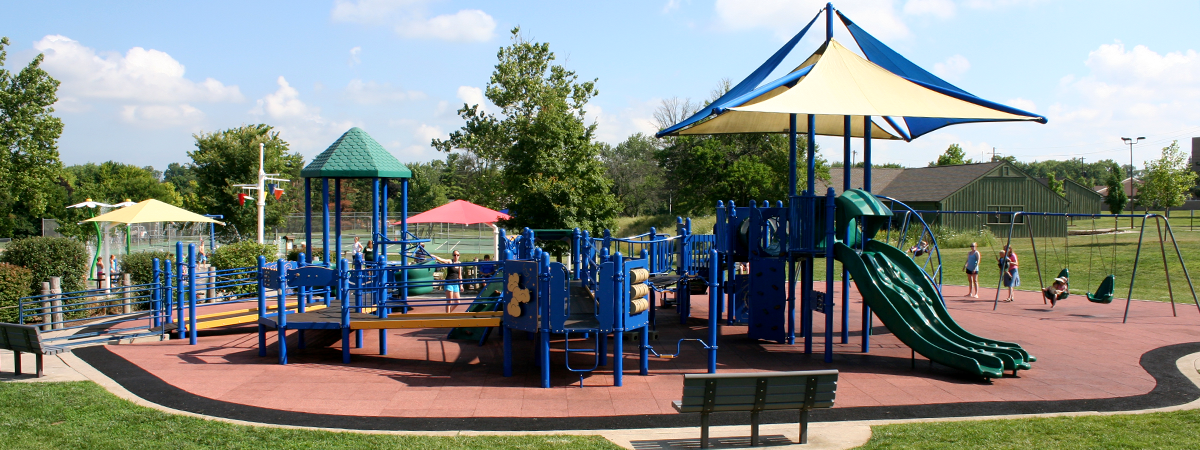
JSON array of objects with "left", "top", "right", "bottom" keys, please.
[{"left": 1122, "top": 136, "right": 1145, "bottom": 228}]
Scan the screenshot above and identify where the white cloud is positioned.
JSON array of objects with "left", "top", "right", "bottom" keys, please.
[
  {"left": 34, "top": 35, "right": 242, "bottom": 104},
  {"left": 663, "top": 0, "right": 684, "bottom": 14},
  {"left": 343, "top": 79, "right": 425, "bottom": 105},
  {"left": 120, "top": 104, "right": 204, "bottom": 128},
  {"left": 456, "top": 85, "right": 487, "bottom": 112},
  {"left": 348, "top": 46, "right": 362, "bottom": 66},
  {"left": 414, "top": 123, "right": 444, "bottom": 143},
  {"left": 332, "top": 0, "right": 495, "bottom": 43},
  {"left": 395, "top": 10, "right": 495, "bottom": 42},
  {"left": 903, "top": 0, "right": 956, "bottom": 19},
  {"left": 1005, "top": 97, "right": 1037, "bottom": 113},
  {"left": 932, "top": 54, "right": 970, "bottom": 81},
  {"left": 1053, "top": 42, "right": 1200, "bottom": 125},
  {"left": 714, "top": 0, "right": 909, "bottom": 41},
  {"left": 587, "top": 99, "right": 661, "bottom": 145},
  {"left": 252, "top": 76, "right": 357, "bottom": 155}
]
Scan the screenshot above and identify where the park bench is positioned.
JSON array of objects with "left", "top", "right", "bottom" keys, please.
[
  {"left": 673, "top": 369, "right": 838, "bottom": 448},
  {"left": 1, "top": 323, "right": 69, "bottom": 378}
]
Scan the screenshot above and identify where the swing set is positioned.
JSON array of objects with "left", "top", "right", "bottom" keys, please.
[
  {"left": 880, "top": 209, "right": 1197, "bottom": 323},
  {"left": 988, "top": 211, "right": 1198, "bottom": 322}
]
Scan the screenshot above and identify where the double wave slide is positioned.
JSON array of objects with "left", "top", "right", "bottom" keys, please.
[{"left": 834, "top": 240, "right": 1035, "bottom": 379}]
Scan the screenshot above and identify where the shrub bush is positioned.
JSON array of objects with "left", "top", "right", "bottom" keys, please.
[
  {"left": 0, "top": 237, "right": 89, "bottom": 295},
  {"left": 0, "top": 263, "right": 34, "bottom": 323},
  {"left": 122, "top": 251, "right": 175, "bottom": 286},
  {"left": 209, "top": 241, "right": 276, "bottom": 295},
  {"left": 286, "top": 247, "right": 322, "bottom": 262}
]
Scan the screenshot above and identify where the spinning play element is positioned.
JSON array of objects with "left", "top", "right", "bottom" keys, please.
[{"left": 505, "top": 273, "right": 531, "bottom": 317}]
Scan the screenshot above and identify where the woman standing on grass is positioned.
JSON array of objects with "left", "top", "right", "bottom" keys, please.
[{"left": 965, "top": 242, "right": 981, "bottom": 298}]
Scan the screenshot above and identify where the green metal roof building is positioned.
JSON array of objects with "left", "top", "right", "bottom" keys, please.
[{"left": 819, "top": 161, "right": 1102, "bottom": 237}]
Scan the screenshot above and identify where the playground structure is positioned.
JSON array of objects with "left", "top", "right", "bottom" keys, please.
[{"left": 18, "top": 4, "right": 1200, "bottom": 392}]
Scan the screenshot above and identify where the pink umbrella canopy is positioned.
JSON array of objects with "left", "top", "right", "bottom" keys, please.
[{"left": 393, "top": 200, "right": 509, "bottom": 225}]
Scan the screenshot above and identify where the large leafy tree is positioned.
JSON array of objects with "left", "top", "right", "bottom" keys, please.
[
  {"left": 1104, "top": 166, "right": 1127, "bottom": 216},
  {"left": 433, "top": 28, "right": 618, "bottom": 234},
  {"left": 66, "top": 162, "right": 182, "bottom": 206},
  {"left": 0, "top": 37, "right": 65, "bottom": 238},
  {"left": 190, "top": 125, "right": 303, "bottom": 241},
  {"left": 1140, "top": 140, "right": 1197, "bottom": 213},
  {"left": 929, "top": 143, "right": 972, "bottom": 167},
  {"left": 602, "top": 133, "right": 667, "bottom": 216}
]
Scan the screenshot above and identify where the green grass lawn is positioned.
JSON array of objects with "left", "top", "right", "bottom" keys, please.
[
  {"left": 0, "top": 381, "right": 620, "bottom": 450},
  {"left": 857, "top": 409, "right": 1200, "bottom": 449},
  {"left": 5, "top": 381, "right": 1200, "bottom": 449}
]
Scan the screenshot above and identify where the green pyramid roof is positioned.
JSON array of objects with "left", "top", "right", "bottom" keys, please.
[{"left": 301, "top": 127, "right": 411, "bottom": 179}]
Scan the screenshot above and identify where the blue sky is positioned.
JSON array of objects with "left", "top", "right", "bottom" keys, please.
[{"left": 2, "top": 0, "right": 1198, "bottom": 170}]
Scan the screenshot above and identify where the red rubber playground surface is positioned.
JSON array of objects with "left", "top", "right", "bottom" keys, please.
[{"left": 93, "top": 285, "right": 1200, "bottom": 420}]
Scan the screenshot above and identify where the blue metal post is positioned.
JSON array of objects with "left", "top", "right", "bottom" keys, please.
[
  {"left": 372, "top": 178, "right": 379, "bottom": 259},
  {"left": 807, "top": 114, "right": 816, "bottom": 194},
  {"left": 707, "top": 248, "right": 719, "bottom": 373},
  {"left": 346, "top": 257, "right": 357, "bottom": 363},
  {"left": 335, "top": 178, "right": 342, "bottom": 279},
  {"left": 321, "top": 178, "right": 331, "bottom": 266},
  {"left": 257, "top": 255, "right": 267, "bottom": 356},
  {"left": 297, "top": 253, "right": 308, "bottom": 315},
  {"left": 614, "top": 251, "right": 625, "bottom": 387},
  {"left": 380, "top": 180, "right": 389, "bottom": 258},
  {"left": 825, "top": 188, "right": 836, "bottom": 363},
  {"left": 842, "top": 115, "right": 851, "bottom": 343},
  {"left": 188, "top": 244, "right": 198, "bottom": 345},
  {"left": 151, "top": 259, "right": 161, "bottom": 329},
  {"left": 826, "top": 3, "right": 834, "bottom": 41},
  {"left": 163, "top": 260, "right": 173, "bottom": 330},
  {"left": 175, "top": 242, "right": 185, "bottom": 340},
  {"left": 503, "top": 319, "right": 514, "bottom": 377},
  {"left": 789, "top": 113, "right": 798, "bottom": 197},
  {"left": 276, "top": 259, "right": 288, "bottom": 365},
  {"left": 305, "top": 178, "right": 312, "bottom": 262},
  {"left": 862, "top": 115, "right": 872, "bottom": 353}
]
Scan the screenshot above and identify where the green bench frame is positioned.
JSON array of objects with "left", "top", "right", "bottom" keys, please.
[
  {"left": 1, "top": 323, "right": 69, "bottom": 378},
  {"left": 673, "top": 369, "right": 838, "bottom": 448}
]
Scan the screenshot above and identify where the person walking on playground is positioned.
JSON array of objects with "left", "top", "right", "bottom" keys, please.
[
  {"left": 353, "top": 236, "right": 364, "bottom": 256},
  {"left": 964, "top": 242, "right": 981, "bottom": 298},
  {"left": 432, "top": 250, "right": 462, "bottom": 312},
  {"left": 1001, "top": 245, "right": 1020, "bottom": 302},
  {"left": 197, "top": 241, "right": 208, "bottom": 264}
]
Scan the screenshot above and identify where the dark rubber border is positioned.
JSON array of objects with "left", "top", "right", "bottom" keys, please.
[{"left": 74, "top": 342, "right": 1200, "bottom": 431}]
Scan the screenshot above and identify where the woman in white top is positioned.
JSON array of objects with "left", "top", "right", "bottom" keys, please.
[{"left": 964, "top": 242, "right": 981, "bottom": 298}]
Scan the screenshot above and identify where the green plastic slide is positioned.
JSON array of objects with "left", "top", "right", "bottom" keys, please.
[{"left": 834, "top": 241, "right": 1035, "bottom": 378}]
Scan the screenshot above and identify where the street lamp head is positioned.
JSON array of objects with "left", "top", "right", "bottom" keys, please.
[
  {"left": 1122, "top": 137, "right": 1131, "bottom": 143},
  {"left": 1137, "top": 136, "right": 1145, "bottom": 141}
]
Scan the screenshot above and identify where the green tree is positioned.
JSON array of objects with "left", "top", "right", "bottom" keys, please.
[
  {"left": 66, "top": 162, "right": 182, "bottom": 206},
  {"left": 164, "top": 162, "right": 199, "bottom": 208},
  {"left": 1047, "top": 173, "right": 1065, "bottom": 197},
  {"left": 0, "top": 37, "right": 65, "bottom": 238},
  {"left": 1104, "top": 167, "right": 1127, "bottom": 216},
  {"left": 405, "top": 160, "right": 450, "bottom": 212},
  {"left": 190, "top": 125, "right": 303, "bottom": 241},
  {"left": 433, "top": 28, "right": 618, "bottom": 235},
  {"left": 1140, "top": 140, "right": 1197, "bottom": 213},
  {"left": 929, "top": 143, "right": 972, "bottom": 167},
  {"left": 602, "top": 133, "right": 666, "bottom": 216}
]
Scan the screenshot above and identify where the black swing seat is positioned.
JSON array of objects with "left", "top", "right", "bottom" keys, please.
[{"left": 1087, "top": 275, "right": 1116, "bottom": 304}]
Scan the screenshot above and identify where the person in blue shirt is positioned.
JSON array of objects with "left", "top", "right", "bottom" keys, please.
[{"left": 964, "top": 242, "right": 981, "bottom": 298}]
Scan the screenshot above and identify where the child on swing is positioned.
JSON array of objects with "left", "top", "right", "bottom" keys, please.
[{"left": 1044, "top": 276, "right": 1069, "bottom": 307}]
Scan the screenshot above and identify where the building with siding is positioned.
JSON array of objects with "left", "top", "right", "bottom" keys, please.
[{"left": 818, "top": 161, "right": 1100, "bottom": 236}]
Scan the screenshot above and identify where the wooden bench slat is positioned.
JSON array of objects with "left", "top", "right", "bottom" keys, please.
[
  {"left": 676, "top": 401, "right": 836, "bottom": 413},
  {"left": 682, "top": 369, "right": 839, "bottom": 380},
  {"left": 678, "top": 391, "right": 837, "bottom": 407},
  {"left": 681, "top": 375, "right": 838, "bottom": 388},
  {"left": 682, "top": 381, "right": 837, "bottom": 397}
]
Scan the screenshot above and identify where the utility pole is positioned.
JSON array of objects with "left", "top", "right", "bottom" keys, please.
[
  {"left": 1122, "top": 137, "right": 1145, "bottom": 228},
  {"left": 990, "top": 147, "right": 999, "bottom": 161}
]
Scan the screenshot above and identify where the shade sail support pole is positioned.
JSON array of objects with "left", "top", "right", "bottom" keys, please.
[
  {"left": 807, "top": 114, "right": 816, "bottom": 194},
  {"left": 826, "top": 3, "right": 834, "bottom": 42},
  {"left": 790, "top": 114, "right": 798, "bottom": 197}
]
